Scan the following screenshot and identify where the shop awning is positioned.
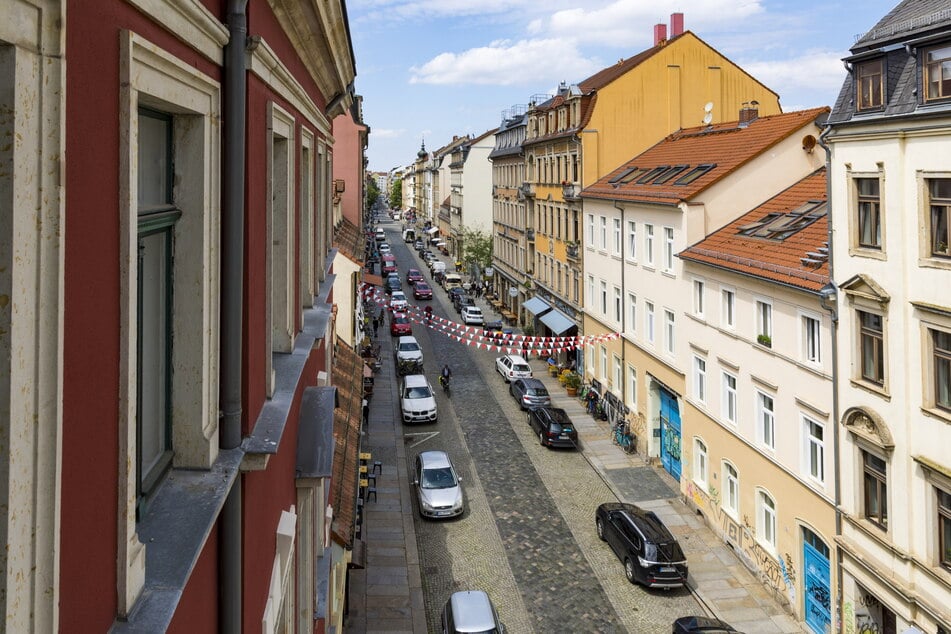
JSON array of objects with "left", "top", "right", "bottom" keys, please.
[
  {"left": 540, "top": 308, "right": 575, "bottom": 335},
  {"left": 424, "top": 226, "right": 439, "bottom": 235},
  {"left": 522, "top": 296, "right": 552, "bottom": 316}
]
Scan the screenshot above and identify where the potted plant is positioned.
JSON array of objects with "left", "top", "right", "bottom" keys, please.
[
  {"left": 564, "top": 372, "right": 582, "bottom": 397},
  {"left": 756, "top": 334, "right": 772, "bottom": 348}
]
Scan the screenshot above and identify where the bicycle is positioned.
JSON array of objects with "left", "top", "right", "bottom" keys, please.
[{"left": 612, "top": 421, "right": 637, "bottom": 454}]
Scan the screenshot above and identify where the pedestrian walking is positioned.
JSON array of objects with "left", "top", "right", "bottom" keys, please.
[
  {"left": 372, "top": 316, "right": 379, "bottom": 338},
  {"left": 362, "top": 398, "right": 369, "bottom": 427}
]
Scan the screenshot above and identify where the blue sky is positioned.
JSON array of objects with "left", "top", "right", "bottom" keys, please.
[{"left": 348, "top": 0, "right": 899, "bottom": 173}]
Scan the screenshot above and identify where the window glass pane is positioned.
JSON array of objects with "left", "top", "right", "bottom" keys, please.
[
  {"left": 139, "top": 230, "right": 171, "bottom": 484},
  {"left": 936, "top": 330, "right": 951, "bottom": 410},
  {"left": 138, "top": 111, "right": 172, "bottom": 210},
  {"left": 939, "top": 489, "right": 951, "bottom": 568},
  {"left": 925, "top": 45, "right": 951, "bottom": 101},
  {"left": 857, "top": 59, "right": 883, "bottom": 109}
]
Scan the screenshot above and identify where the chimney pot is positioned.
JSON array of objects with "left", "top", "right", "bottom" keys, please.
[
  {"left": 653, "top": 23, "right": 668, "bottom": 46},
  {"left": 670, "top": 13, "right": 684, "bottom": 36}
]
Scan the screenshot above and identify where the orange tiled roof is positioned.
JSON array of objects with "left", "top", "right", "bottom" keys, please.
[
  {"left": 679, "top": 168, "right": 829, "bottom": 292},
  {"left": 584, "top": 107, "right": 829, "bottom": 205},
  {"left": 330, "top": 339, "right": 363, "bottom": 546},
  {"left": 333, "top": 218, "right": 364, "bottom": 262}
]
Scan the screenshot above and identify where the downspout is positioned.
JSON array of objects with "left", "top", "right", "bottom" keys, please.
[
  {"left": 615, "top": 200, "right": 627, "bottom": 425},
  {"left": 221, "top": 1, "right": 248, "bottom": 631},
  {"left": 816, "top": 123, "right": 842, "bottom": 634}
]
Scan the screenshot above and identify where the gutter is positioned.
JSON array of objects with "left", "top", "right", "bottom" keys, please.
[
  {"left": 221, "top": 1, "right": 248, "bottom": 630},
  {"left": 816, "top": 123, "right": 843, "bottom": 634}
]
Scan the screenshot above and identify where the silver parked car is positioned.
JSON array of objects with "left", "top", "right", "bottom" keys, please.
[
  {"left": 441, "top": 590, "right": 505, "bottom": 633},
  {"left": 509, "top": 378, "right": 551, "bottom": 410},
  {"left": 413, "top": 451, "right": 464, "bottom": 519}
]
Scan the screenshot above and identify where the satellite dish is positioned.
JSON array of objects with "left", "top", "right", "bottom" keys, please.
[
  {"left": 702, "top": 112, "right": 713, "bottom": 125},
  {"left": 704, "top": 101, "right": 714, "bottom": 113},
  {"left": 802, "top": 134, "right": 817, "bottom": 153}
]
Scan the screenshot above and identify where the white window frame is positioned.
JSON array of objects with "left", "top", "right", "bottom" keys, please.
[
  {"left": 693, "top": 279, "right": 705, "bottom": 317},
  {"left": 801, "top": 311, "right": 822, "bottom": 365},
  {"left": 645, "top": 224, "right": 654, "bottom": 266},
  {"left": 721, "top": 287, "right": 736, "bottom": 330},
  {"left": 628, "top": 365, "right": 638, "bottom": 410},
  {"left": 613, "top": 217, "right": 622, "bottom": 255},
  {"left": 756, "top": 298, "right": 773, "bottom": 346},
  {"left": 803, "top": 414, "right": 825, "bottom": 485},
  {"left": 614, "top": 286, "right": 622, "bottom": 324},
  {"left": 613, "top": 355, "right": 623, "bottom": 391},
  {"left": 627, "top": 220, "right": 637, "bottom": 261},
  {"left": 628, "top": 293, "right": 637, "bottom": 335},
  {"left": 664, "top": 309, "right": 675, "bottom": 356},
  {"left": 694, "top": 438, "right": 708, "bottom": 487},
  {"left": 118, "top": 30, "right": 222, "bottom": 614},
  {"left": 645, "top": 301, "right": 655, "bottom": 344},
  {"left": 587, "top": 275, "right": 595, "bottom": 305},
  {"left": 599, "top": 215, "right": 607, "bottom": 250},
  {"left": 600, "top": 280, "right": 608, "bottom": 315},
  {"left": 693, "top": 356, "right": 707, "bottom": 403},
  {"left": 723, "top": 462, "right": 739, "bottom": 518},
  {"left": 600, "top": 345, "right": 608, "bottom": 381},
  {"left": 722, "top": 371, "right": 738, "bottom": 424},
  {"left": 757, "top": 490, "right": 778, "bottom": 552},
  {"left": 756, "top": 390, "right": 776, "bottom": 450},
  {"left": 664, "top": 226, "right": 675, "bottom": 272},
  {"left": 587, "top": 213, "right": 595, "bottom": 247}
]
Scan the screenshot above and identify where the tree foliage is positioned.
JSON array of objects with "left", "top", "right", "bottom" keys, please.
[
  {"left": 388, "top": 178, "right": 402, "bottom": 209},
  {"left": 460, "top": 226, "right": 493, "bottom": 270},
  {"left": 365, "top": 178, "right": 380, "bottom": 209}
]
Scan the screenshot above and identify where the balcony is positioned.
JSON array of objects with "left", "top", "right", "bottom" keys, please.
[
  {"left": 526, "top": 229, "right": 535, "bottom": 241},
  {"left": 518, "top": 182, "right": 535, "bottom": 199},
  {"left": 562, "top": 183, "right": 581, "bottom": 201},
  {"left": 566, "top": 243, "right": 579, "bottom": 260}
]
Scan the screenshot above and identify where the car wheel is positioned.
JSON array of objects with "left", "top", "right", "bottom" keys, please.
[
  {"left": 539, "top": 431, "right": 546, "bottom": 446},
  {"left": 624, "top": 558, "right": 636, "bottom": 584},
  {"left": 596, "top": 518, "right": 605, "bottom": 541}
]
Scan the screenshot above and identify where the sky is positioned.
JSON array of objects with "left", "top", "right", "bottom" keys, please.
[{"left": 347, "top": 0, "right": 900, "bottom": 173}]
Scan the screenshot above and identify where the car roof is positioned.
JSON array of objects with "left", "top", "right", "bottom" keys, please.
[
  {"left": 463, "top": 305, "right": 481, "bottom": 312},
  {"left": 415, "top": 281, "right": 430, "bottom": 288},
  {"left": 609, "top": 503, "right": 675, "bottom": 542},
  {"left": 419, "top": 450, "right": 451, "bottom": 469},
  {"left": 397, "top": 336, "right": 418, "bottom": 344},
  {"left": 503, "top": 354, "right": 528, "bottom": 363},
  {"left": 402, "top": 374, "right": 428, "bottom": 386},
  {"left": 517, "top": 378, "right": 545, "bottom": 388},
  {"left": 447, "top": 590, "right": 496, "bottom": 631}
]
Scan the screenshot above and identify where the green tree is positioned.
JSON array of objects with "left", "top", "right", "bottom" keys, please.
[
  {"left": 388, "top": 178, "right": 402, "bottom": 209},
  {"left": 460, "top": 225, "right": 493, "bottom": 274},
  {"left": 365, "top": 178, "right": 380, "bottom": 209}
]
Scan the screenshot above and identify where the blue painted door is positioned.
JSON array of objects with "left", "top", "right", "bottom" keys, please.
[
  {"left": 659, "top": 389, "right": 681, "bottom": 481},
  {"left": 802, "top": 529, "right": 831, "bottom": 634}
]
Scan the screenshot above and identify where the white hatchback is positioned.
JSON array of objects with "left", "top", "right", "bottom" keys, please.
[
  {"left": 389, "top": 291, "right": 408, "bottom": 312},
  {"left": 495, "top": 354, "right": 533, "bottom": 382}
]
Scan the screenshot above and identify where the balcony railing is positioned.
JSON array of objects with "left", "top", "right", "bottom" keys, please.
[
  {"left": 566, "top": 243, "right": 579, "bottom": 259},
  {"left": 518, "top": 182, "right": 535, "bottom": 199},
  {"left": 562, "top": 183, "right": 581, "bottom": 200},
  {"left": 526, "top": 229, "right": 535, "bottom": 241}
]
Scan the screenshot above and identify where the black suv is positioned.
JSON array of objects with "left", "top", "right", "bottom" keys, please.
[
  {"left": 527, "top": 407, "right": 578, "bottom": 448},
  {"left": 595, "top": 502, "right": 688, "bottom": 589}
]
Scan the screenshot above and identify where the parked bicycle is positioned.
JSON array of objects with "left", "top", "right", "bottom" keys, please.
[{"left": 612, "top": 421, "right": 637, "bottom": 454}]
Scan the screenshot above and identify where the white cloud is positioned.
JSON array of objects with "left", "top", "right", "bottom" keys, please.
[
  {"left": 370, "top": 127, "right": 406, "bottom": 139},
  {"left": 410, "top": 38, "right": 601, "bottom": 86},
  {"left": 740, "top": 49, "right": 849, "bottom": 108}
]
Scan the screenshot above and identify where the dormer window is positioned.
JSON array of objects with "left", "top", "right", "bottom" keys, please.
[
  {"left": 856, "top": 58, "right": 883, "bottom": 110},
  {"left": 924, "top": 44, "right": 951, "bottom": 102}
]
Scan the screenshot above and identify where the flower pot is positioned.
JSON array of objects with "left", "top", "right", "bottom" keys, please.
[
  {"left": 566, "top": 386, "right": 578, "bottom": 397},
  {"left": 548, "top": 366, "right": 560, "bottom": 377}
]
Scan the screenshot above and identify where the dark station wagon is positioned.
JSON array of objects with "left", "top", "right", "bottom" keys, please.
[
  {"left": 527, "top": 406, "right": 578, "bottom": 448},
  {"left": 596, "top": 502, "right": 688, "bottom": 589}
]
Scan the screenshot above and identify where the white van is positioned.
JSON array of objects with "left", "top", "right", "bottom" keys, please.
[
  {"left": 399, "top": 374, "right": 437, "bottom": 424},
  {"left": 443, "top": 273, "right": 463, "bottom": 290},
  {"left": 430, "top": 260, "right": 447, "bottom": 275},
  {"left": 403, "top": 228, "right": 416, "bottom": 242}
]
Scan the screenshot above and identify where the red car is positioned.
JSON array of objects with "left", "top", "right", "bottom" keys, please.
[
  {"left": 390, "top": 312, "right": 413, "bottom": 336},
  {"left": 406, "top": 268, "right": 424, "bottom": 285},
  {"left": 413, "top": 281, "right": 433, "bottom": 300}
]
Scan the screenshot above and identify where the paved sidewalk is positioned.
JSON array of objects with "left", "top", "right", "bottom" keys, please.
[{"left": 345, "top": 236, "right": 807, "bottom": 633}]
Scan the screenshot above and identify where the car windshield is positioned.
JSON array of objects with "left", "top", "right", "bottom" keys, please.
[
  {"left": 512, "top": 363, "right": 530, "bottom": 372},
  {"left": 528, "top": 387, "right": 548, "bottom": 396},
  {"left": 398, "top": 342, "right": 420, "bottom": 351},
  {"left": 394, "top": 317, "right": 409, "bottom": 324},
  {"left": 404, "top": 386, "right": 432, "bottom": 399},
  {"left": 644, "top": 540, "right": 686, "bottom": 563},
  {"left": 420, "top": 467, "right": 457, "bottom": 489}
]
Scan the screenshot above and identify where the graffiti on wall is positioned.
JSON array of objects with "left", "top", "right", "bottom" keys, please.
[
  {"left": 683, "top": 479, "right": 797, "bottom": 607},
  {"left": 843, "top": 601, "right": 855, "bottom": 634}
]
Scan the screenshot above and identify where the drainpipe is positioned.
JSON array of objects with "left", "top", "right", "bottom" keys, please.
[
  {"left": 816, "top": 123, "right": 842, "bottom": 633},
  {"left": 221, "top": 1, "right": 248, "bottom": 631},
  {"left": 615, "top": 200, "right": 627, "bottom": 423}
]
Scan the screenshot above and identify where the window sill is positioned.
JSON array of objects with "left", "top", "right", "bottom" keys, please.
[
  {"left": 921, "top": 405, "right": 951, "bottom": 425},
  {"left": 848, "top": 246, "right": 887, "bottom": 261},
  {"left": 849, "top": 378, "right": 891, "bottom": 401},
  {"left": 112, "top": 448, "right": 244, "bottom": 632},
  {"left": 917, "top": 255, "right": 951, "bottom": 272}
]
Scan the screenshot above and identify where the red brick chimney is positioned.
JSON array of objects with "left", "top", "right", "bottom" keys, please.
[
  {"left": 738, "top": 101, "right": 760, "bottom": 126},
  {"left": 653, "top": 23, "right": 667, "bottom": 46},
  {"left": 670, "top": 13, "right": 684, "bottom": 37}
]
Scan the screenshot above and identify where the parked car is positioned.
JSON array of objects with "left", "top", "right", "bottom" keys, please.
[
  {"left": 509, "top": 378, "right": 551, "bottom": 410},
  {"left": 375, "top": 228, "right": 386, "bottom": 240},
  {"left": 443, "top": 273, "right": 463, "bottom": 290},
  {"left": 495, "top": 354, "right": 533, "bottom": 382},
  {"left": 461, "top": 305, "right": 484, "bottom": 325},
  {"left": 595, "top": 502, "right": 689, "bottom": 589},
  {"left": 441, "top": 590, "right": 505, "bottom": 633},
  {"left": 400, "top": 374, "right": 437, "bottom": 424},
  {"left": 413, "top": 450, "right": 463, "bottom": 518},
  {"left": 454, "top": 295, "right": 475, "bottom": 313},
  {"left": 390, "top": 312, "right": 412, "bottom": 336},
  {"left": 406, "top": 268, "right": 424, "bottom": 285},
  {"left": 389, "top": 290, "right": 408, "bottom": 312},
  {"left": 672, "top": 616, "right": 742, "bottom": 633},
  {"left": 421, "top": 250, "right": 436, "bottom": 262},
  {"left": 413, "top": 239, "right": 425, "bottom": 251},
  {"left": 377, "top": 242, "right": 391, "bottom": 255},
  {"left": 381, "top": 255, "right": 398, "bottom": 274},
  {"left": 413, "top": 281, "right": 433, "bottom": 300},
  {"left": 394, "top": 335, "right": 423, "bottom": 363},
  {"left": 527, "top": 406, "right": 578, "bottom": 448}
]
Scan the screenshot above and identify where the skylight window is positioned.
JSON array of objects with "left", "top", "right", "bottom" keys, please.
[
  {"left": 653, "top": 165, "right": 689, "bottom": 184},
  {"left": 737, "top": 201, "right": 827, "bottom": 240},
  {"left": 637, "top": 166, "right": 670, "bottom": 184},
  {"left": 619, "top": 168, "right": 649, "bottom": 184},
  {"left": 609, "top": 166, "right": 639, "bottom": 184},
  {"left": 675, "top": 164, "right": 716, "bottom": 185}
]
